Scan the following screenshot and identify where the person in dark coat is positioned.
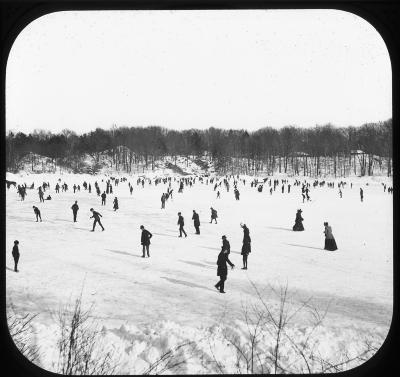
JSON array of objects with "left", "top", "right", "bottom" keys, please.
[
  {"left": 360, "top": 188, "right": 364, "bottom": 202},
  {"left": 140, "top": 225, "right": 153, "bottom": 257},
  {"left": 192, "top": 210, "right": 200, "bottom": 234},
  {"left": 12, "top": 240, "right": 20, "bottom": 272},
  {"left": 177, "top": 212, "right": 187, "bottom": 237},
  {"left": 101, "top": 192, "right": 106, "bottom": 205},
  {"left": 323, "top": 222, "right": 338, "bottom": 251},
  {"left": 292, "top": 209, "right": 304, "bottom": 231},
  {"left": 90, "top": 208, "right": 104, "bottom": 231},
  {"left": 113, "top": 197, "right": 119, "bottom": 211},
  {"left": 210, "top": 207, "right": 218, "bottom": 224},
  {"left": 215, "top": 236, "right": 235, "bottom": 293},
  {"left": 33, "top": 206, "right": 42, "bottom": 222},
  {"left": 71, "top": 201, "right": 79, "bottom": 222},
  {"left": 240, "top": 223, "right": 251, "bottom": 269},
  {"left": 221, "top": 235, "right": 230, "bottom": 254}
]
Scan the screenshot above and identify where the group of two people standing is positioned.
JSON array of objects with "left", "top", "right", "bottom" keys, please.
[
  {"left": 292, "top": 209, "right": 338, "bottom": 251},
  {"left": 215, "top": 223, "right": 252, "bottom": 293}
]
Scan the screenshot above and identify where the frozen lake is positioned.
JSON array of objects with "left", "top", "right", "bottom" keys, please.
[{"left": 6, "top": 172, "right": 393, "bottom": 373}]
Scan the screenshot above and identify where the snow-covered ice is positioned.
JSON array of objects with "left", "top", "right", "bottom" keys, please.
[{"left": 6, "top": 172, "right": 393, "bottom": 373}]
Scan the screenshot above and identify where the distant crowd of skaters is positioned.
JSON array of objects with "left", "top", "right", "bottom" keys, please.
[{"left": 7, "top": 174, "right": 393, "bottom": 293}]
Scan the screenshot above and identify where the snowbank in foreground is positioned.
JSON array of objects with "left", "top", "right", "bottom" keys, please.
[{"left": 30, "top": 317, "right": 386, "bottom": 374}]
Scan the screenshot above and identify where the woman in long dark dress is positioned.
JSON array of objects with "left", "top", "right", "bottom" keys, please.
[
  {"left": 324, "top": 222, "right": 338, "bottom": 251},
  {"left": 293, "top": 209, "right": 304, "bottom": 231}
]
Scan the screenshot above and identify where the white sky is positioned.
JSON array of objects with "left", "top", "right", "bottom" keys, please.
[{"left": 6, "top": 9, "right": 392, "bottom": 134}]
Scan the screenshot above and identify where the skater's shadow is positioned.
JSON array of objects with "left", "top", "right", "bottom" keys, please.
[
  {"left": 285, "top": 243, "right": 323, "bottom": 251},
  {"left": 200, "top": 246, "right": 220, "bottom": 252},
  {"left": 54, "top": 218, "right": 73, "bottom": 223},
  {"left": 152, "top": 232, "right": 176, "bottom": 238},
  {"left": 74, "top": 227, "right": 91, "bottom": 231},
  {"left": 267, "top": 226, "right": 293, "bottom": 231},
  {"left": 179, "top": 260, "right": 213, "bottom": 269},
  {"left": 105, "top": 249, "right": 143, "bottom": 258},
  {"left": 6, "top": 267, "right": 15, "bottom": 272},
  {"left": 161, "top": 277, "right": 214, "bottom": 292},
  {"left": 200, "top": 246, "right": 240, "bottom": 255}
]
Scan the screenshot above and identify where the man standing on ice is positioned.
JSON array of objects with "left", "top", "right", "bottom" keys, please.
[
  {"left": 101, "top": 192, "right": 107, "bottom": 206},
  {"left": 12, "top": 240, "right": 20, "bottom": 272},
  {"left": 360, "top": 188, "right": 364, "bottom": 202},
  {"left": 177, "top": 212, "right": 187, "bottom": 237},
  {"left": 113, "top": 197, "right": 119, "bottom": 211},
  {"left": 90, "top": 208, "right": 104, "bottom": 231},
  {"left": 240, "top": 223, "right": 251, "bottom": 269},
  {"left": 192, "top": 210, "right": 200, "bottom": 234},
  {"left": 215, "top": 236, "right": 235, "bottom": 294},
  {"left": 71, "top": 201, "right": 79, "bottom": 222},
  {"left": 32, "top": 206, "right": 42, "bottom": 222},
  {"left": 140, "top": 225, "right": 153, "bottom": 257}
]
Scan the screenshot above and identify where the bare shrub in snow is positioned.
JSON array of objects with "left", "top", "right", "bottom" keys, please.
[
  {"left": 7, "top": 302, "right": 41, "bottom": 364},
  {"left": 209, "top": 281, "right": 385, "bottom": 374},
  {"left": 55, "top": 292, "right": 119, "bottom": 375}
]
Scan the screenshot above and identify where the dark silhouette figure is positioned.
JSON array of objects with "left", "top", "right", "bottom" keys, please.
[
  {"left": 360, "top": 188, "right": 364, "bottom": 202},
  {"left": 113, "top": 197, "right": 119, "bottom": 211},
  {"left": 192, "top": 210, "right": 200, "bottom": 234},
  {"left": 140, "top": 225, "right": 153, "bottom": 257},
  {"left": 71, "top": 201, "right": 79, "bottom": 222},
  {"left": 101, "top": 192, "right": 106, "bottom": 205},
  {"left": 177, "top": 212, "right": 187, "bottom": 237},
  {"left": 210, "top": 207, "right": 218, "bottom": 224},
  {"left": 240, "top": 223, "right": 251, "bottom": 269},
  {"left": 12, "top": 240, "right": 20, "bottom": 272},
  {"left": 215, "top": 236, "right": 235, "bottom": 293},
  {"left": 324, "top": 222, "right": 338, "bottom": 251},
  {"left": 292, "top": 209, "right": 304, "bottom": 231},
  {"left": 33, "top": 206, "right": 42, "bottom": 222},
  {"left": 90, "top": 208, "right": 104, "bottom": 231}
]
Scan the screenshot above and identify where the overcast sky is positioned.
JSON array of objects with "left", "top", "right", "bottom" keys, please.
[{"left": 6, "top": 9, "right": 391, "bottom": 135}]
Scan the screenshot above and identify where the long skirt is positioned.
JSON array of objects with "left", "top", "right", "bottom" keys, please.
[
  {"left": 293, "top": 222, "right": 304, "bottom": 231},
  {"left": 324, "top": 238, "right": 338, "bottom": 251}
]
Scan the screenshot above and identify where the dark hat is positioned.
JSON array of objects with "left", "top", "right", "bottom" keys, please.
[
  {"left": 90, "top": 208, "right": 93, "bottom": 211},
  {"left": 222, "top": 235, "right": 226, "bottom": 239},
  {"left": 324, "top": 222, "right": 328, "bottom": 226},
  {"left": 298, "top": 209, "right": 302, "bottom": 212},
  {"left": 178, "top": 212, "right": 181, "bottom": 215},
  {"left": 140, "top": 225, "right": 144, "bottom": 229},
  {"left": 14, "top": 240, "right": 19, "bottom": 244}
]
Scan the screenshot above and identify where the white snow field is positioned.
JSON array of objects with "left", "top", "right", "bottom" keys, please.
[{"left": 6, "top": 172, "right": 393, "bottom": 374}]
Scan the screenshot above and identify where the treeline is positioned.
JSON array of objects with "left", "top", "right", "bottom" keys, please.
[{"left": 6, "top": 119, "right": 392, "bottom": 177}]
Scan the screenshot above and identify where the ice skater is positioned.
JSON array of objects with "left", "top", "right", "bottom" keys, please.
[
  {"left": 101, "top": 192, "right": 106, "bottom": 205},
  {"left": 323, "top": 222, "right": 338, "bottom": 251},
  {"left": 177, "top": 212, "right": 187, "bottom": 237},
  {"left": 192, "top": 210, "right": 200, "bottom": 234},
  {"left": 33, "top": 206, "right": 42, "bottom": 222},
  {"left": 360, "top": 188, "right": 364, "bottom": 202},
  {"left": 90, "top": 208, "right": 104, "bottom": 231},
  {"left": 12, "top": 240, "right": 20, "bottom": 272},
  {"left": 71, "top": 201, "right": 79, "bottom": 222},
  {"left": 240, "top": 223, "right": 251, "bottom": 269},
  {"left": 113, "top": 197, "right": 119, "bottom": 211},
  {"left": 292, "top": 209, "right": 304, "bottom": 231},
  {"left": 140, "top": 225, "right": 153, "bottom": 257},
  {"left": 210, "top": 207, "right": 218, "bottom": 224},
  {"left": 215, "top": 236, "right": 235, "bottom": 294}
]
